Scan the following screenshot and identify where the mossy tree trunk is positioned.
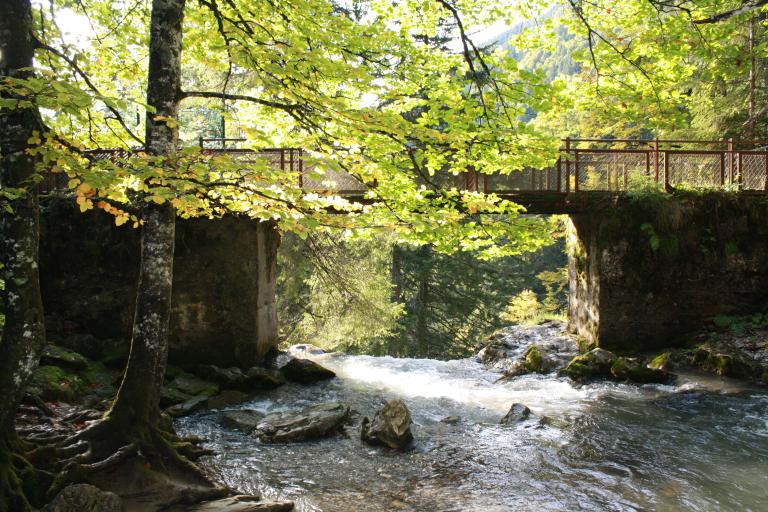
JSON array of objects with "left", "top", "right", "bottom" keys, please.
[
  {"left": 106, "top": 0, "right": 184, "bottom": 434},
  {"left": 0, "top": 0, "right": 47, "bottom": 508}
]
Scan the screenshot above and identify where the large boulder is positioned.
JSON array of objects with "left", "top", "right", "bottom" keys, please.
[
  {"left": 280, "top": 358, "right": 336, "bottom": 385},
  {"left": 360, "top": 399, "right": 413, "bottom": 450},
  {"left": 221, "top": 410, "right": 265, "bottom": 431},
  {"left": 500, "top": 403, "right": 531, "bottom": 424},
  {"left": 611, "top": 357, "right": 673, "bottom": 384},
  {"left": 254, "top": 402, "right": 350, "bottom": 443},
  {"left": 43, "top": 484, "right": 122, "bottom": 512},
  {"left": 565, "top": 348, "right": 617, "bottom": 382}
]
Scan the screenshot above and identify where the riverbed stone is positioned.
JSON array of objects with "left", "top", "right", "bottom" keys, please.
[
  {"left": 280, "top": 358, "right": 336, "bottom": 384},
  {"left": 197, "top": 364, "right": 246, "bottom": 388},
  {"left": 169, "top": 374, "right": 219, "bottom": 396},
  {"left": 179, "top": 496, "right": 294, "bottom": 512},
  {"left": 207, "top": 390, "right": 250, "bottom": 409},
  {"left": 691, "top": 344, "right": 758, "bottom": 379},
  {"left": 221, "top": 410, "right": 265, "bottom": 431},
  {"left": 610, "top": 357, "right": 673, "bottom": 384},
  {"left": 161, "top": 386, "right": 195, "bottom": 408},
  {"left": 29, "top": 365, "right": 89, "bottom": 402},
  {"left": 361, "top": 399, "right": 413, "bottom": 450},
  {"left": 254, "top": 402, "right": 350, "bottom": 443},
  {"left": 43, "top": 483, "right": 122, "bottom": 512},
  {"left": 565, "top": 348, "right": 617, "bottom": 382},
  {"left": 245, "top": 366, "right": 286, "bottom": 389},
  {"left": 500, "top": 403, "right": 531, "bottom": 424},
  {"left": 166, "top": 395, "right": 210, "bottom": 417}
]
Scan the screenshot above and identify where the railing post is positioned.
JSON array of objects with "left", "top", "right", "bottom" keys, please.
[
  {"left": 653, "top": 137, "right": 660, "bottom": 184},
  {"left": 645, "top": 150, "right": 650, "bottom": 176},
  {"left": 728, "top": 138, "right": 734, "bottom": 186},
  {"left": 198, "top": 136, "right": 204, "bottom": 149},
  {"left": 556, "top": 156, "right": 562, "bottom": 193},
  {"left": 483, "top": 173, "right": 488, "bottom": 194},
  {"left": 663, "top": 150, "right": 669, "bottom": 191},
  {"left": 280, "top": 148, "right": 285, "bottom": 171},
  {"left": 298, "top": 149, "right": 304, "bottom": 188},
  {"left": 564, "top": 137, "right": 571, "bottom": 193},
  {"left": 764, "top": 152, "right": 767, "bottom": 192}
]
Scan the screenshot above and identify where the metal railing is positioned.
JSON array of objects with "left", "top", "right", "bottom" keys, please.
[{"left": 37, "top": 138, "right": 768, "bottom": 195}]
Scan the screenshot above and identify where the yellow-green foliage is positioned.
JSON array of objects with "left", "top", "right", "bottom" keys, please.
[{"left": 501, "top": 289, "right": 542, "bottom": 324}]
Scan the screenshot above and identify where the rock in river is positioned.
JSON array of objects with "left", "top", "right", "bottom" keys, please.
[
  {"left": 280, "top": 358, "right": 336, "bottom": 384},
  {"left": 254, "top": 402, "right": 350, "bottom": 443},
  {"left": 565, "top": 348, "right": 617, "bottom": 382},
  {"left": 361, "top": 399, "right": 413, "bottom": 450},
  {"left": 221, "top": 410, "right": 265, "bottom": 432},
  {"left": 500, "top": 403, "right": 531, "bottom": 424}
]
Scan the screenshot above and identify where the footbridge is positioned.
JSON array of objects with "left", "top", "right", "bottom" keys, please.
[{"left": 37, "top": 138, "right": 768, "bottom": 367}]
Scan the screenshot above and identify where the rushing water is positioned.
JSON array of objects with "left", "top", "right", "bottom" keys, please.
[{"left": 177, "top": 349, "right": 768, "bottom": 511}]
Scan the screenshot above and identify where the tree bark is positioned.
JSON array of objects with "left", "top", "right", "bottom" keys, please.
[
  {"left": 0, "top": 1, "right": 47, "bottom": 509},
  {"left": 108, "top": 0, "right": 185, "bottom": 431},
  {"left": 0, "top": 0, "right": 46, "bottom": 445}
]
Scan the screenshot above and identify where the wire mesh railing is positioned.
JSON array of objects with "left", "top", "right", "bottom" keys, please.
[{"left": 37, "top": 138, "right": 768, "bottom": 195}]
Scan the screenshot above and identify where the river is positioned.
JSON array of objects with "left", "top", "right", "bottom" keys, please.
[{"left": 176, "top": 347, "right": 768, "bottom": 511}]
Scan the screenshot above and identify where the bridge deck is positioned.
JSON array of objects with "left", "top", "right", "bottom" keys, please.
[{"left": 38, "top": 139, "right": 768, "bottom": 212}]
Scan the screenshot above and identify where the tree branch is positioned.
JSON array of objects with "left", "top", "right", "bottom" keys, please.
[{"left": 693, "top": 0, "right": 768, "bottom": 24}]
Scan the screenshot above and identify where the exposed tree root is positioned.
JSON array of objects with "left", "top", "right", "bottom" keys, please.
[{"left": 0, "top": 431, "right": 51, "bottom": 512}]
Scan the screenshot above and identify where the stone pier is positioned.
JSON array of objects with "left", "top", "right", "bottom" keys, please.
[
  {"left": 39, "top": 198, "right": 280, "bottom": 369},
  {"left": 567, "top": 193, "right": 768, "bottom": 351}
]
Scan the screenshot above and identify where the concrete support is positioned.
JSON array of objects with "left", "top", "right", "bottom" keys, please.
[
  {"left": 567, "top": 194, "right": 768, "bottom": 352},
  {"left": 40, "top": 198, "right": 281, "bottom": 369}
]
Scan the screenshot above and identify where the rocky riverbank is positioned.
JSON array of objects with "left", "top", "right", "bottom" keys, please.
[{"left": 476, "top": 320, "right": 768, "bottom": 386}]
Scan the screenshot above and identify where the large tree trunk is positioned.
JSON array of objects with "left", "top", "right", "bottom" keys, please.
[
  {"left": 0, "top": 0, "right": 47, "bottom": 509},
  {"left": 107, "top": 0, "right": 184, "bottom": 432}
]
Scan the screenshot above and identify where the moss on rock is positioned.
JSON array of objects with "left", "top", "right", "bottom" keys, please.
[
  {"left": 523, "top": 346, "right": 544, "bottom": 373},
  {"left": 610, "top": 357, "right": 672, "bottom": 384},
  {"left": 28, "top": 365, "right": 88, "bottom": 402},
  {"left": 690, "top": 345, "right": 757, "bottom": 379},
  {"left": 565, "top": 348, "right": 617, "bottom": 382}
]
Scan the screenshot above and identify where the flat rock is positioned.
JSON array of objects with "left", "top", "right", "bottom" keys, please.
[
  {"left": 500, "top": 403, "right": 531, "bottom": 424},
  {"left": 43, "top": 483, "right": 122, "bottom": 512},
  {"left": 167, "top": 395, "right": 209, "bottom": 417},
  {"left": 361, "top": 399, "right": 413, "bottom": 450},
  {"left": 280, "top": 358, "right": 336, "bottom": 385},
  {"left": 221, "top": 410, "right": 265, "bottom": 431},
  {"left": 208, "top": 390, "right": 250, "bottom": 409},
  {"left": 255, "top": 402, "right": 350, "bottom": 443}
]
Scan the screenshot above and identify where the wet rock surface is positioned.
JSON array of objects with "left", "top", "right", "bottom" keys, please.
[
  {"left": 254, "top": 402, "right": 351, "bottom": 443},
  {"left": 500, "top": 403, "right": 531, "bottom": 424},
  {"left": 361, "top": 399, "right": 413, "bottom": 450},
  {"left": 477, "top": 322, "right": 579, "bottom": 378},
  {"left": 280, "top": 358, "right": 336, "bottom": 384},
  {"left": 221, "top": 410, "right": 265, "bottom": 431}
]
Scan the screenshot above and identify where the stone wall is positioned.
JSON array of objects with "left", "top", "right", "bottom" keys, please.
[
  {"left": 39, "top": 198, "right": 280, "bottom": 369},
  {"left": 568, "top": 193, "right": 768, "bottom": 352}
]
